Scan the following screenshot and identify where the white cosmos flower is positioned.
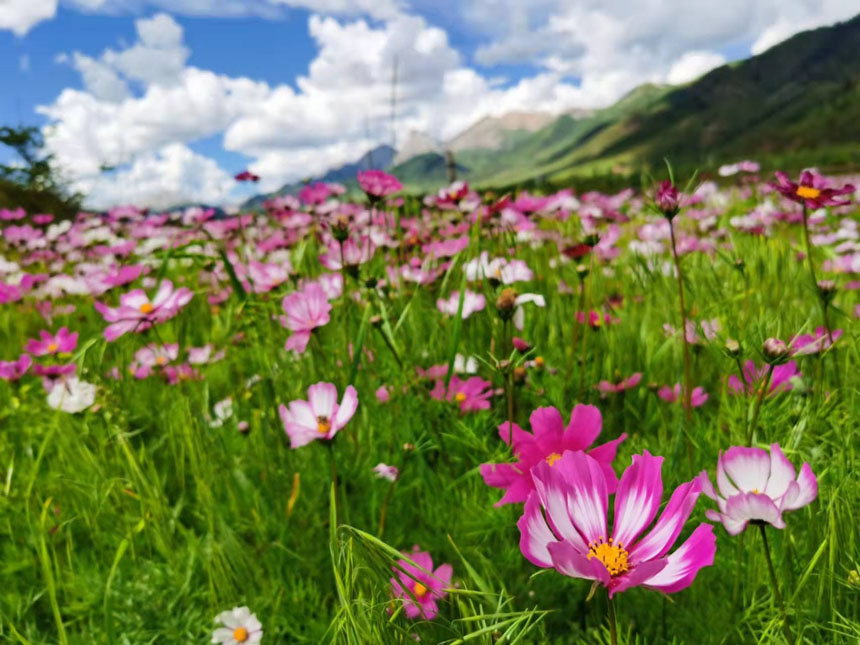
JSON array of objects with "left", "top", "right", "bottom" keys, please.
[
  {"left": 453, "top": 353, "right": 478, "bottom": 374},
  {"left": 47, "top": 378, "right": 96, "bottom": 414},
  {"left": 512, "top": 293, "right": 546, "bottom": 331},
  {"left": 212, "top": 606, "right": 263, "bottom": 644}
]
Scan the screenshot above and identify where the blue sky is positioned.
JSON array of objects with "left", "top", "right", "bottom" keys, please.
[{"left": 1, "top": 0, "right": 855, "bottom": 208}]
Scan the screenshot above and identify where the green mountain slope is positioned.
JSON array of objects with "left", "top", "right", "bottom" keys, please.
[{"left": 391, "top": 14, "right": 860, "bottom": 190}]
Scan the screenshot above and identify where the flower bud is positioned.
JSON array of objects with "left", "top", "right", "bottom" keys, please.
[
  {"left": 816, "top": 280, "right": 836, "bottom": 304},
  {"left": 724, "top": 338, "right": 741, "bottom": 356},
  {"left": 496, "top": 288, "right": 518, "bottom": 321},
  {"left": 655, "top": 180, "right": 681, "bottom": 219},
  {"left": 763, "top": 337, "right": 789, "bottom": 364}
]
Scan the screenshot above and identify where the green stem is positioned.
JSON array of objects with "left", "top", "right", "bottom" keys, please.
[
  {"left": 668, "top": 218, "right": 693, "bottom": 421},
  {"left": 759, "top": 524, "right": 795, "bottom": 644},
  {"left": 746, "top": 364, "right": 774, "bottom": 446},
  {"left": 607, "top": 592, "right": 618, "bottom": 645}
]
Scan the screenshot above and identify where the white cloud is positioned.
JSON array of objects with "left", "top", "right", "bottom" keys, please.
[
  {"left": 0, "top": 0, "right": 57, "bottom": 36},
  {"left": 667, "top": 51, "right": 726, "bottom": 85},
  {"left": 271, "top": 0, "right": 402, "bottom": 21},
  {"left": 463, "top": 0, "right": 858, "bottom": 104},
  {"left": 31, "top": 0, "right": 860, "bottom": 208},
  {"left": 81, "top": 143, "right": 235, "bottom": 209},
  {"left": 70, "top": 52, "right": 131, "bottom": 101}
]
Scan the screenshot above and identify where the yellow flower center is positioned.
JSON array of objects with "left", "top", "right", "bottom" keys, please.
[
  {"left": 587, "top": 538, "right": 629, "bottom": 577},
  {"left": 546, "top": 452, "right": 563, "bottom": 466},
  {"left": 139, "top": 302, "right": 154, "bottom": 314},
  {"left": 233, "top": 627, "right": 249, "bottom": 642},
  {"left": 796, "top": 186, "right": 820, "bottom": 199},
  {"left": 454, "top": 392, "right": 467, "bottom": 403},
  {"left": 317, "top": 416, "right": 331, "bottom": 434},
  {"left": 155, "top": 356, "right": 167, "bottom": 366},
  {"left": 413, "top": 582, "right": 428, "bottom": 598},
  {"left": 751, "top": 488, "right": 759, "bottom": 494},
  {"left": 534, "top": 356, "right": 544, "bottom": 367},
  {"left": 47, "top": 342, "right": 58, "bottom": 353}
]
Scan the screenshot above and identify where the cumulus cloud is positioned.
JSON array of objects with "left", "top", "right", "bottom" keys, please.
[
  {"left": 667, "top": 51, "right": 726, "bottom": 85},
  {"left": 464, "top": 0, "right": 858, "bottom": 100},
  {"left": 0, "top": 0, "right": 57, "bottom": 36},
  {"left": 27, "top": 0, "right": 860, "bottom": 208},
  {"left": 81, "top": 143, "right": 235, "bottom": 210}
]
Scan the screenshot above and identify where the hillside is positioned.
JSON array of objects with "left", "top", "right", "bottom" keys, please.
[{"left": 391, "top": 14, "right": 860, "bottom": 190}]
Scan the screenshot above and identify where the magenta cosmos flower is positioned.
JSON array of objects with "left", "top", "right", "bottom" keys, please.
[
  {"left": 658, "top": 384, "right": 708, "bottom": 407},
  {"left": 0, "top": 354, "right": 32, "bottom": 381},
  {"left": 481, "top": 404, "right": 626, "bottom": 506},
  {"left": 790, "top": 327, "right": 843, "bottom": 355},
  {"left": 357, "top": 169, "right": 402, "bottom": 199},
  {"left": 698, "top": 444, "right": 817, "bottom": 535},
  {"left": 94, "top": 280, "right": 193, "bottom": 342},
  {"left": 390, "top": 547, "right": 452, "bottom": 620},
  {"left": 770, "top": 170, "right": 854, "bottom": 209},
  {"left": 280, "top": 283, "right": 332, "bottom": 353},
  {"left": 430, "top": 375, "right": 493, "bottom": 412},
  {"left": 519, "top": 450, "right": 715, "bottom": 598},
  {"left": 595, "top": 373, "right": 641, "bottom": 396},
  {"left": 728, "top": 360, "right": 800, "bottom": 396},
  {"left": 25, "top": 327, "right": 79, "bottom": 356},
  {"left": 278, "top": 382, "right": 358, "bottom": 449}
]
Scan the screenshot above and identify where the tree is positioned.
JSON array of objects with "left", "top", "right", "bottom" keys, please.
[{"left": 0, "top": 125, "right": 81, "bottom": 217}]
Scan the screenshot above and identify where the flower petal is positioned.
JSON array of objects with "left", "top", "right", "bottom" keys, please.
[
  {"left": 612, "top": 451, "right": 664, "bottom": 548},
  {"left": 641, "top": 523, "right": 716, "bottom": 593},
  {"left": 629, "top": 479, "right": 702, "bottom": 563},
  {"left": 517, "top": 493, "right": 558, "bottom": 568}
]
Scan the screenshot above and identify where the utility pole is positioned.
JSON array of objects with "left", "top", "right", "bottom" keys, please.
[
  {"left": 445, "top": 149, "right": 457, "bottom": 183},
  {"left": 390, "top": 56, "right": 398, "bottom": 155}
]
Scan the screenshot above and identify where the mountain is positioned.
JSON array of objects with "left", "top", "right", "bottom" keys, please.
[
  {"left": 393, "top": 130, "right": 440, "bottom": 165},
  {"left": 447, "top": 112, "right": 557, "bottom": 152},
  {"left": 389, "top": 14, "right": 860, "bottom": 190},
  {"left": 243, "top": 144, "right": 395, "bottom": 208}
]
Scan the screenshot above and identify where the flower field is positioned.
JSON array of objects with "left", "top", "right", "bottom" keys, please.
[{"left": 0, "top": 168, "right": 858, "bottom": 644}]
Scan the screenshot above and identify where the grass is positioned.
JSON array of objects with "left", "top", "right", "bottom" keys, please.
[{"left": 0, "top": 178, "right": 858, "bottom": 643}]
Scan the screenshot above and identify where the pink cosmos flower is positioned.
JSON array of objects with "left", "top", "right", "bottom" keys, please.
[
  {"left": 319, "top": 236, "right": 375, "bottom": 271},
  {"left": 481, "top": 404, "right": 626, "bottom": 506},
  {"left": 728, "top": 361, "right": 800, "bottom": 396},
  {"left": 657, "top": 384, "right": 708, "bottom": 407},
  {"left": 278, "top": 382, "right": 358, "bottom": 449},
  {"left": 135, "top": 343, "right": 179, "bottom": 368},
  {"left": 698, "top": 444, "right": 817, "bottom": 536},
  {"left": 596, "top": 373, "right": 642, "bottom": 396},
  {"left": 576, "top": 311, "right": 620, "bottom": 328},
  {"left": 25, "top": 327, "right": 79, "bottom": 356},
  {"left": 519, "top": 450, "right": 716, "bottom": 598},
  {"left": 770, "top": 171, "right": 854, "bottom": 209},
  {"left": 162, "top": 363, "right": 200, "bottom": 385},
  {"left": 436, "top": 290, "right": 486, "bottom": 319},
  {"left": 789, "top": 327, "right": 843, "bottom": 355},
  {"left": 358, "top": 169, "right": 402, "bottom": 199},
  {"left": 94, "top": 280, "right": 193, "bottom": 342},
  {"left": 430, "top": 376, "right": 493, "bottom": 412},
  {"left": 390, "top": 547, "right": 452, "bottom": 620},
  {"left": 0, "top": 354, "right": 32, "bottom": 381},
  {"left": 374, "top": 463, "right": 399, "bottom": 482},
  {"left": 280, "top": 283, "right": 332, "bottom": 353},
  {"left": 375, "top": 385, "right": 390, "bottom": 403},
  {"left": 298, "top": 182, "right": 333, "bottom": 206}
]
